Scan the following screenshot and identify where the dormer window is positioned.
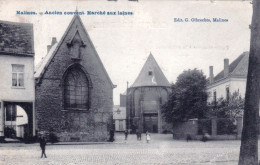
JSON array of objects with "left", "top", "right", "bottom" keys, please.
[{"left": 148, "top": 71, "right": 153, "bottom": 76}]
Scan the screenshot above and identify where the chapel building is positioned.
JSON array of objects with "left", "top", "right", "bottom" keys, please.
[{"left": 35, "top": 15, "right": 115, "bottom": 142}]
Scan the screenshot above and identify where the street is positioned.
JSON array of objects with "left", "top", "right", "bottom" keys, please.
[{"left": 0, "top": 133, "right": 246, "bottom": 165}]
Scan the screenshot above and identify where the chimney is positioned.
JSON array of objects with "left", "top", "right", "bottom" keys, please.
[
  {"left": 51, "top": 37, "right": 57, "bottom": 46},
  {"left": 47, "top": 45, "right": 51, "bottom": 53},
  {"left": 224, "top": 58, "right": 229, "bottom": 78},
  {"left": 209, "top": 66, "right": 214, "bottom": 84}
]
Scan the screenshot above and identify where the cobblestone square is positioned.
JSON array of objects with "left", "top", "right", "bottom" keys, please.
[{"left": 0, "top": 133, "right": 250, "bottom": 165}]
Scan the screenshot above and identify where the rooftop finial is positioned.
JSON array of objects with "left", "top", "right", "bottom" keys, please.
[{"left": 76, "top": 6, "right": 78, "bottom": 12}]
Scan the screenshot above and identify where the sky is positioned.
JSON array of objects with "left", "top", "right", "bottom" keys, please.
[{"left": 0, "top": 0, "right": 252, "bottom": 105}]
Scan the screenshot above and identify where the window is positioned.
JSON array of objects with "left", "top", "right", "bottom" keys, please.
[
  {"left": 119, "top": 120, "right": 124, "bottom": 131},
  {"left": 5, "top": 104, "right": 16, "bottom": 121},
  {"left": 12, "top": 64, "right": 24, "bottom": 87},
  {"left": 64, "top": 67, "right": 89, "bottom": 109},
  {"left": 213, "top": 91, "right": 217, "bottom": 106},
  {"left": 226, "top": 87, "right": 230, "bottom": 102},
  {"left": 207, "top": 92, "right": 212, "bottom": 97},
  {"left": 148, "top": 71, "right": 153, "bottom": 76}
]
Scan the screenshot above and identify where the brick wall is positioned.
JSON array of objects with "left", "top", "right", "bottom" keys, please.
[{"left": 35, "top": 16, "right": 113, "bottom": 142}]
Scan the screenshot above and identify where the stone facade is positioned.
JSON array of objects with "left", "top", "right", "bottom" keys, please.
[{"left": 35, "top": 15, "right": 115, "bottom": 142}]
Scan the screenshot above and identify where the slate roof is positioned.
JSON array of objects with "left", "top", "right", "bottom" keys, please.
[
  {"left": 34, "top": 43, "right": 58, "bottom": 78},
  {"left": 131, "top": 53, "right": 170, "bottom": 88},
  {"left": 213, "top": 51, "right": 249, "bottom": 83},
  {"left": 0, "top": 20, "right": 34, "bottom": 56}
]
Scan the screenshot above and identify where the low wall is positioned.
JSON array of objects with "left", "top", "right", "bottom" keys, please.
[
  {"left": 172, "top": 117, "right": 243, "bottom": 140},
  {"left": 172, "top": 119, "right": 198, "bottom": 139}
]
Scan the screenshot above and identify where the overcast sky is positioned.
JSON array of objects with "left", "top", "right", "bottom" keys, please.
[{"left": 0, "top": 0, "right": 252, "bottom": 105}]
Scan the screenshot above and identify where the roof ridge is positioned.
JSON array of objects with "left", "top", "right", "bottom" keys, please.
[
  {"left": 230, "top": 52, "right": 249, "bottom": 76},
  {"left": 0, "top": 20, "right": 33, "bottom": 26},
  {"left": 131, "top": 53, "right": 170, "bottom": 88},
  {"left": 34, "top": 15, "right": 115, "bottom": 88},
  {"left": 211, "top": 51, "right": 249, "bottom": 83},
  {"left": 35, "top": 15, "right": 78, "bottom": 82},
  {"left": 76, "top": 15, "right": 115, "bottom": 88}
]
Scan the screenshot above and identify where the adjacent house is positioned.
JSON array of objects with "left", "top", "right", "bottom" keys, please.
[
  {"left": 0, "top": 20, "right": 35, "bottom": 141},
  {"left": 206, "top": 51, "right": 249, "bottom": 103},
  {"left": 113, "top": 93, "right": 127, "bottom": 132},
  {"left": 34, "top": 15, "right": 115, "bottom": 142}
]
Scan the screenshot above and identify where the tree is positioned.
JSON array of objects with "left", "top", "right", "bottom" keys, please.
[
  {"left": 162, "top": 69, "right": 208, "bottom": 124},
  {"left": 206, "top": 91, "right": 244, "bottom": 135},
  {"left": 206, "top": 91, "right": 244, "bottom": 119},
  {"left": 239, "top": 1, "right": 260, "bottom": 164}
]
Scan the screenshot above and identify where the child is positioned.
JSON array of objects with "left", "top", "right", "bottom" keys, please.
[{"left": 146, "top": 131, "right": 151, "bottom": 143}]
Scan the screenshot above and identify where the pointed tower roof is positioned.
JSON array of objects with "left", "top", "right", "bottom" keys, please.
[{"left": 131, "top": 53, "right": 170, "bottom": 88}]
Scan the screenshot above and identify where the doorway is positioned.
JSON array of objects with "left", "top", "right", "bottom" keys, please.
[
  {"left": 4, "top": 102, "right": 33, "bottom": 139},
  {"left": 143, "top": 114, "right": 158, "bottom": 133}
]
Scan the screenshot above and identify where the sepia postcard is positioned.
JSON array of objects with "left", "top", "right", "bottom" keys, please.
[{"left": 0, "top": 0, "right": 254, "bottom": 164}]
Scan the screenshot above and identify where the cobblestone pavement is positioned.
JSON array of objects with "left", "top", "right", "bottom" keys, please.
[{"left": 0, "top": 133, "right": 248, "bottom": 165}]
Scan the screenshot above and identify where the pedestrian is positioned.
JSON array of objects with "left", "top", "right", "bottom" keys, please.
[
  {"left": 186, "top": 134, "right": 192, "bottom": 142},
  {"left": 124, "top": 130, "right": 128, "bottom": 140},
  {"left": 146, "top": 131, "right": 151, "bottom": 143},
  {"left": 201, "top": 133, "right": 210, "bottom": 142},
  {"left": 136, "top": 130, "right": 141, "bottom": 140},
  {"left": 39, "top": 136, "right": 47, "bottom": 158},
  {"left": 138, "top": 132, "right": 142, "bottom": 140},
  {"left": 136, "top": 130, "right": 139, "bottom": 140},
  {"left": 109, "top": 129, "right": 115, "bottom": 142}
]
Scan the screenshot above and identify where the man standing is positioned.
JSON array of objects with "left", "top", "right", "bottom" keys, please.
[
  {"left": 109, "top": 129, "right": 115, "bottom": 142},
  {"left": 124, "top": 130, "right": 128, "bottom": 140},
  {"left": 39, "top": 136, "right": 47, "bottom": 158}
]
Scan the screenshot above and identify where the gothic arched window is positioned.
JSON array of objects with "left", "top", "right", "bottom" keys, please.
[{"left": 64, "top": 67, "right": 89, "bottom": 109}]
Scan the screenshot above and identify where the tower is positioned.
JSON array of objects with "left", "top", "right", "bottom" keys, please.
[{"left": 127, "top": 53, "right": 171, "bottom": 133}]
